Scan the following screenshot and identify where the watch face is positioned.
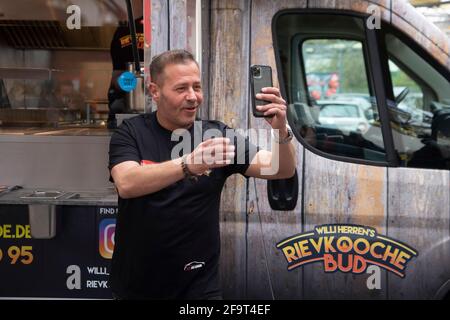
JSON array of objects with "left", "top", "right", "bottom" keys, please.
[
  {"left": 288, "top": 127, "right": 293, "bottom": 137},
  {"left": 282, "top": 128, "right": 293, "bottom": 143},
  {"left": 272, "top": 127, "right": 293, "bottom": 143}
]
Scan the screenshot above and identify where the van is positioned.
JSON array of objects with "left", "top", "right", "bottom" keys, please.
[{"left": 186, "top": 0, "right": 449, "bottom": 299}]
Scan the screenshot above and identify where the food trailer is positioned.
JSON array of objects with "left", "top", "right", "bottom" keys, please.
[{"left": 0, "top": 0, "right": 449, "bottom": 299}]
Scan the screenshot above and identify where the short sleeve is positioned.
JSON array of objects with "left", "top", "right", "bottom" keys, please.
[
  {"left": 223, "top": 126, "right": 259, "bottom": 177},
  {"left": 108, "top": 121, "right": 141, "bottom": 182}
]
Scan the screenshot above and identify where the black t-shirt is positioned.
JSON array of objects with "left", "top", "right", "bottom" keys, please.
[
  {"left": 110, "top": 18, "right": 144, "bottom": 71},
  {"left": 108, "top": 112, "right": 258, "bottom": 299}
]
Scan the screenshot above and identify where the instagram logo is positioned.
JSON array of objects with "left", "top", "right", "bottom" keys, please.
[{"left": 99, "top": 219, "right": 116, "bottom": 259}]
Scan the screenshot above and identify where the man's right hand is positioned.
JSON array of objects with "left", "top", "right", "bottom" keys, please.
[
  {"left": 187, "top": 138, "right": 235, "bottom": 175},
  {"left": 111, "top": 138, "right": 235, "bottom": 199}
]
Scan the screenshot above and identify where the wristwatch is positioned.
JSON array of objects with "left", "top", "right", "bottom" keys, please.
[{"left": 272, "top": 126, "right": 294, "bottom": 144}]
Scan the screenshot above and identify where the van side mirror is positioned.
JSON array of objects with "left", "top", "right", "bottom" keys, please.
[{"left": 267, "top": 170, "right": 299, "bottom": 211}]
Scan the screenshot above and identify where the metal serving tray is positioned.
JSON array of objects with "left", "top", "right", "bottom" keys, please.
[{"left": 20, "top": 190, "right": 67, "bottom": 200}]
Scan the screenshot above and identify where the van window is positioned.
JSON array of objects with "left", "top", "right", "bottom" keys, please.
[
  {"left": 385, "top": 33, "right": 450, "bottom": 170},
  {"left": 275, "top": 14, "right": 386, "bottom": 163}
]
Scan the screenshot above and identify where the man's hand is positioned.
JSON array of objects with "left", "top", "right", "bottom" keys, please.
[
  {"left": 256, "top": 87, "right": 288, "bottom": 137},
  {"left": 245, "top": 86, "right": 296, "bottom": 180},
  {"left": 187, "top": 137, "right": 235, "bottom": 175}
]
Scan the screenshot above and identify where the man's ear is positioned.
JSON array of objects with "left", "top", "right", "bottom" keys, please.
[{"left": 149, "top": 82, "right": 160, "bottom": 102}]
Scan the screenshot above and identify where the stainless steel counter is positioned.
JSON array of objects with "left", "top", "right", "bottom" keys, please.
[
  {"left": 0, "top": 187, "right": 118, "bottom": 206},
  {"left": 0, "top": 133, "right": 113, "bottom": 191}
]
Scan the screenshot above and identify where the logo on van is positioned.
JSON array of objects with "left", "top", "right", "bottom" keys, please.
[{"left": 276, "top": 224, "right": 418, "bottom": 278}]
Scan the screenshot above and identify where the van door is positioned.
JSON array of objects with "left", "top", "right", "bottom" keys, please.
[{"left": 248, "top": 2, "right": 450, "bottom": 299}]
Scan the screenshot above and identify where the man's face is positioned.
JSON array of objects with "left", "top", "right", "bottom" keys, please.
[{"left": 150, "top": 61, "right": 203, "bottom": 129}]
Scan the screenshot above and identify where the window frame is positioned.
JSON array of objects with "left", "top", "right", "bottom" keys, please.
[
  {"left": 272, "top": 9, "right": 450, "bottom": 170},
  {"left": 376, "top": 22, "right": 450, "bottom": 170},
  {"left": 378, "top": 26, "right": 450, "bottom": 110},
  {"left": 272, "top": 9, "right": 392, "bottom": 167},
  {"left": 378, "top": 22, "right": 450, "bottom": 98}
]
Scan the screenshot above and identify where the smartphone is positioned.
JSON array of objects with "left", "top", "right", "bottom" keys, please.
[{"left": 250, "top": 64, "right": 273, "bottom": 117}]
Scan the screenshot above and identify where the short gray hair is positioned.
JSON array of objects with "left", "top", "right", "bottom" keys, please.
[{"left": 149, "top": 49, "right": 198, "bottom": 84}]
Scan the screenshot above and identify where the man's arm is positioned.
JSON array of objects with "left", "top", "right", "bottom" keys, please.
[
  {"left": 244, "top": 87, "right": 296, "bottom": 180},
  {"left": 111, "top": 137, "right": 235, "bottom": 199},
  {"left": 245, "top": 142, "right": 296, "bottom": 180},
  {"left": 111, "top": 159, "right": 184, "bottom": 199}
]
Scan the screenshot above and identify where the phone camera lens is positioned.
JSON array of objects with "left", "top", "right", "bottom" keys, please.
[{"left": 253, "top": 67, "right": 261, "bottom": 78}]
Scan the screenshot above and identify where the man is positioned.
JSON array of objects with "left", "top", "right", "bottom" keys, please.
[
  {"left": 107, "top": 14, "right": 144, "bottom": 129},
  {"left": 108, "top": 50, "right": 296, "bottom": 299}
]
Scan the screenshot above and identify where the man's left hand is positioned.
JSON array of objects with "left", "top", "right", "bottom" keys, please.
[{"left": 256, "top": 87, "right": 288, "bottom": 136}]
